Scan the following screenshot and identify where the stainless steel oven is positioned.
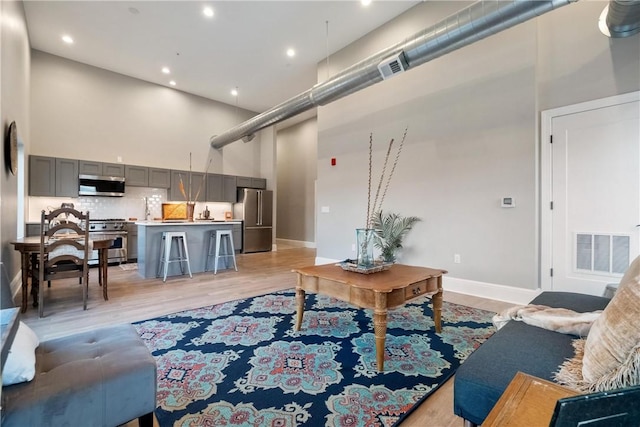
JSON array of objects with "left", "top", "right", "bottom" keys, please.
[{"left": 85, "top": 219, "right": 128, "bottom": 265}]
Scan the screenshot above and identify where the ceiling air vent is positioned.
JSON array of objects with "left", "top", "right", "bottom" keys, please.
[{"left": 377, "top": 52, "right": 408, "bottom": 80}]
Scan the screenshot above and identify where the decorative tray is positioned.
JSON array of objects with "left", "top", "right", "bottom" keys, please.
[
  {"left": 161, "top": 203, "right": 188, "bottom": 221},
  {"left": 337, "top": 259, "right": 393, "bottom": 274}
]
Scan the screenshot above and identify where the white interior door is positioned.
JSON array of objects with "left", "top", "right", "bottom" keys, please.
[{"left": 543, "top": 95, "right": 640, "bottom": 295}]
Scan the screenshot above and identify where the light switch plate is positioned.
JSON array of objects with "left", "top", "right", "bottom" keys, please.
[{"left": 501, "top": 197, "right": 515, "bottom": 208}]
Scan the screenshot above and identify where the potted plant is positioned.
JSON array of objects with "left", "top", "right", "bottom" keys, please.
[{"left": 372, "top": 210, "right": 421, "bottom": 263}]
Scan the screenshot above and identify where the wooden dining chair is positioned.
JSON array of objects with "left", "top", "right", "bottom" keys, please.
[{"left": 34, "top": 207, "right": 90, "bottom": 318}]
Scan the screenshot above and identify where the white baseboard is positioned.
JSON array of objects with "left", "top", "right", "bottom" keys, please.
[
  {"left": 314, "top": 257, "right": 539, "bottom": 305},
  {"left": 443, "top": 276, "right": 540, "bottom": 305},
  {"left": 315, "top": 256, "right": 340, "bottom": 265},
  {"left": 276, "top": 238, "right": 316, "bottom": 249}
]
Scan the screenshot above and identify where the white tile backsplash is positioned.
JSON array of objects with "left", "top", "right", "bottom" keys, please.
[{"left": 28, "top": 187, "right": 233, "bottom": 222}]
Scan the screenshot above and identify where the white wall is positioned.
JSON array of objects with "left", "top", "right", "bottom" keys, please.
[
  {"left": 30, "top": 50, "right": 262, "bottom": 177},
  {"left": 276, "top": 118, "right": 317, "bottom": 244},
  {"left": 1, "top": 0, "right": 31, "bottom": 302},
  {"left": 315, "top": 1, "right": 640, "bottom": 297}
]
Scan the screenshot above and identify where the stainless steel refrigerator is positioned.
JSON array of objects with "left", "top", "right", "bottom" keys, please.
[{"left": 234, "top": 188, "right": 273, "bottom": 253}]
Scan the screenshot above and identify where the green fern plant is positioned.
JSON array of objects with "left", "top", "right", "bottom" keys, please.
[{"left": 371, "top": 210, "right": 421, "bottom": 263}]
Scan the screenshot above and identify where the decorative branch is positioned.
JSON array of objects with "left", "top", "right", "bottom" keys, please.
[
  {"left": 178, "top": 174, "right": 188, "bottom": 200},
  {"left": 189, "top": 152, "right": 193, "bottom": 201},
  {"left": 193, "top": 157, "right": 212, "bottom": 202},
  {"left": 366, "top": 133, "right": 373, "bottom": 229},
  {"left": 364, "top": 126, "right": 409, "bottom": 229},
  {"left": 376, "top": 126, "right": 408, "bottom": 215},
  {"left": 370, "top": 137, "right": 394, "bottom": 226}
]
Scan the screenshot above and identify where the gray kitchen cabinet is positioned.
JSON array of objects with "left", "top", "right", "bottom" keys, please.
[
  {"left": 148, "top": 168, "right": 171, "bottom": 188},
  {"left": 103, "top": 163, "right": 125, "bottom": 177},
  {"left": 252, "top": 178, "right": 267, "bottom": 189},
  {"left": 169, "top": 170, "right": 206, "bottom": 202},
  {"left": 29, "top": 155, "right": 78, "bottom": 197},
  {"left": 236, "top": 176, "right": 266, "bottom": 189},
  {"left": 233, "top": 223, "right": 242, "bottom": 252},
  {"left": 223, "top": 175, "right": 237, "bottom": 202},
  {"left": 126, "top": 223, "right": 138, "bottom": 260},
  {"left": 79, "top": 161, "right": 125, "bottom": 177},
  {"left": 206, "top": 173, "right": 223, "bottom": 201},
  {"left": 79, "top": 160, "right": 102, "bottom": 175},
  {"left": 25, "top": 222, "right": 45, "bottom": 237},
  {"left": 55, "top": 158, "right": 79, "bottom": 197},
  {"left": 29, "top": 156, "right": 56, "bottom": 196},
  {"left": 206, "top": 174, "right": 237, "bottom": 202},
  {"left": 236, "top": 176, "right": 252, "bottom": 188},
  {"left": 125, "top": 165, "right": 149, "bottom": 187}
]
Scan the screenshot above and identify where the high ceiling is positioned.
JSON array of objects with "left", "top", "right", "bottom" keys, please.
[{"left": 24, "top": 1, "right": 419, "bottom": 114}]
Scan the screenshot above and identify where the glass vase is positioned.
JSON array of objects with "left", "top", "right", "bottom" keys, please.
[
  {"left": 356, "top": 228, "right": 375, "bottom": 268},
  {"left": 186, "top": 202, "right": 196, "bottom": 222}
]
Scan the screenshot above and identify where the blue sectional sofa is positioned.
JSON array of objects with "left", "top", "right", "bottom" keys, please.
[{"left": 453, "top": 291, "right": 610, "bottom": 426}]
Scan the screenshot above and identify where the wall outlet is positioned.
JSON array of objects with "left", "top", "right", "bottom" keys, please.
[
  {"left": 351, "top": 244, "right": 356, "bottom": 252},
  {"left": 321, "top": 206, "right": 330, "bottom": 213},
  {"left": 117, "top": 156, "right": 123, "bottom": 163},
  {"left": 454, "top": 254, "right": 461, "bottom": 264}
]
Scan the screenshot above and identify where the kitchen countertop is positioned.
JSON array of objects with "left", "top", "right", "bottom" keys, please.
[{"left": 135, "top": 220, "right": 242, "bottom": 226}]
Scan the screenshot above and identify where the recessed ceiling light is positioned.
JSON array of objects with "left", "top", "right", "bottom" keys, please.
[
  {"left": 361, "top": 0, "right": 372, "bottom": 6},
  {"left": 169, "top": 80, "right": 176, "bottom": 86},
  {"left": 162, "top": 67, "right": 170, "bottom": 74},
  {"left": 286, "top": 48, "right": 296, "bottom": 58},
  {"left": 62, "top": 35, "right": 74, "bottom": 44},
  {"left": 231, "top": 88, "right": 238, "bottom": 96},
  {"left": 203, "top": 6, "right": 214, "bottom": 18}
]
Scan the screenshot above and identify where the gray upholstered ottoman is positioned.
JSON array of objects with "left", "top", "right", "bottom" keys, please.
[{"left": 1, "top": 324, "right": 157, "bottom": 427}]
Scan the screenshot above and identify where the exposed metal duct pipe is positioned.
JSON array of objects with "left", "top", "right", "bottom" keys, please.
[
  {"left": 601, "top": 0, "right": 640, "bottom": 37},
  {"left": 210, "top": 0, "right": 577, "bottom": 149}
]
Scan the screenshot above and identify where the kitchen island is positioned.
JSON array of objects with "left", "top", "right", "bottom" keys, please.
[{"left": 135, "top": 220, "right": 242, "bottom": 279}]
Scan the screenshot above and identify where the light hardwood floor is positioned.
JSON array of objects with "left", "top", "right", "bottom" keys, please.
[{"left": 17, "top": 247, "right": 514, "bottom": 427}]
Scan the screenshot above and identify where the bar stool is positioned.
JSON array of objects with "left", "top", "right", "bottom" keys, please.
[
  {"left": 157, "top": 231, "right": 192, "bottom": 282},
  {"left": 204, "top": 229, "right": 238, "bottom": 274}
]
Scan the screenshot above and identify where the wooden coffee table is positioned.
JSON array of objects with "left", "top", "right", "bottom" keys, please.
[{"left": 292, "top": 263, "right": 447, "bottom": 372}]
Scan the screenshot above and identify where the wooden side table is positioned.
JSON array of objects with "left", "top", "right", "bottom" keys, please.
[{"left": 483, "top": 372, "right": 579, "bottom": 427}]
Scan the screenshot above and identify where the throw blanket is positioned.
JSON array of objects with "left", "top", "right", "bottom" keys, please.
[{"left": 492, "top": 305, "right": 602, "bottom": 337}]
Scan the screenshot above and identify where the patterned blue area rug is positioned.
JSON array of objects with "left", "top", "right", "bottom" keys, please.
[{"left": 134, "top": 289, "right": 495, "bottom": 427}]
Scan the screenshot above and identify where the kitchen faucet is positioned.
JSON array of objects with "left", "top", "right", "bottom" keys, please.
[{"left": 144, "top": 197, "right": 150, "bottom": 220}]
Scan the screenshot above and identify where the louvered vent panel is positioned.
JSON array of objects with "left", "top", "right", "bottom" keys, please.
[
  {"left": 389, "top": 61, "right": 402, "bottom": 74},
  {"left": 575, "top": 233, "right": 630, "bottom": 275},
  {"left": 612, "top": 235, "right": 630, "bottom": 274},
  {"left": 576, "top": 234, "right": 592, "bottom": 270},
  {"left": 594, "top": 235, "right": 610, "bottom": 272}
]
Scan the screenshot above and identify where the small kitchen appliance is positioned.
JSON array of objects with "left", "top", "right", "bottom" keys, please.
[{"left": 78, "top": 174, "right": 125, "bottom": 197}]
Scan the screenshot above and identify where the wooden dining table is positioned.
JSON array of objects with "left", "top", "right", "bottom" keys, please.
[{"left": 10, "top": 235, "right": 115, "bottom": 313}]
